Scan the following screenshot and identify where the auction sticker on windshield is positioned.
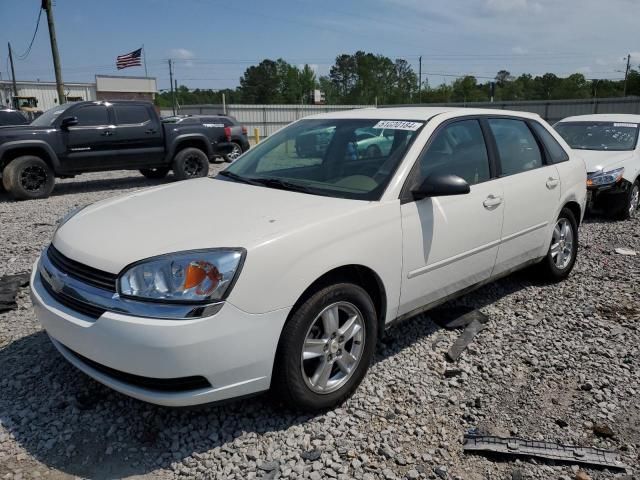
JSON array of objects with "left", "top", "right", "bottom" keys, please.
[
  {"left": 613, "top": 123, "right": 638, "bottom": 128},
  {"left": 372, "top": 120, "right": 423, "bottom": 131}
]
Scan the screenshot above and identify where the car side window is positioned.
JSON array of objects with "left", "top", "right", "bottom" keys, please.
[
  {"left": 418, "top": 119, "right": 490, "bottom": 186},
  {"left": 114, "top": 105, "right": 151, "bottom": 125},
  {"left": 74, "top": 105, "right": 109, "bottom": 127},
  {"left": 488, "top": 119, "right": 543, "bottom": 175},
  {"left": 530, "top": 122, "right": 569, "bottom": 164}
]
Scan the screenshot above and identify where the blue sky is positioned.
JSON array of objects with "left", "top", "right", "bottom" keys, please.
[{"left": 1, "top": 0, "right": 639, "bottom": 91}]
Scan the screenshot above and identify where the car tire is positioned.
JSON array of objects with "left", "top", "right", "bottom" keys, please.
[
  {"left": 140, "top": 167, "right": 170, "bottom": 179},
  {"left": 223, "top": 142, "right": 243, "bottom": 163},
  {"left": 618, "top": 179, "right": 639, "bottom": 220},
  {"left": 272, "top": 283, "right": 378, "bottom": 411},
  {"left": 172, "top": 148, "right": 209, "bottom": 180},
  {"left": 2, "top": 155, "right": 55, "bottom": 200},
  {"left": 536, "top": 207, "right": 578, "bottom": 282}
]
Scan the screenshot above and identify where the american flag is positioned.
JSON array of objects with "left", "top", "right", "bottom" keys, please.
[{"left": 116, "top": 48, "right": 142, "bottom": 70}]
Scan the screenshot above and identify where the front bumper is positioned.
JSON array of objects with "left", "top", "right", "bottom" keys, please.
[
  {"left": 587, "top": 179, "right": 631, "bottom": 213},
  {"left": 30, "top": 262, "right": 290, "bottom": 407}
]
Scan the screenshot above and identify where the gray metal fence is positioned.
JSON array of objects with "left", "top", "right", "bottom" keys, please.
[{"left": 161, "top": 96, "right": 640, "bottom": 137}]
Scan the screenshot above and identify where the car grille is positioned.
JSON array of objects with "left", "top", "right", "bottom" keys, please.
[
  {"left": 63, "top": 345, "right": 212, "bottom": 392},
  {"left": 47, "top": 245, "right": 117, "bottom": 292},
  {"left": 40, "top": 273, "right": 107, "bottom": 319}
]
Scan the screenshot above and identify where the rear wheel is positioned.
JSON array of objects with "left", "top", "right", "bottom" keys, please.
[
  {"left": 223, "top": 142, "right": 243, "bottom": 163},
  {"left": 2, "top": 155, "right": 55, "bottom": 200},
  {"left": 172, "top": 148, "right": 209, "bottom": 180},
  {"left": 140, "top": 167, "right": 170, "bottom": 179},
  {"left": 272, "top": 283, "right": 377, "bottom": 411},
  {"left": 536, "top": 207, "right": 578, "bottom": 282}
]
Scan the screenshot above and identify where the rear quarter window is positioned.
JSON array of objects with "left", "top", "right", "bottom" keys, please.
[{"left": 530, "top": 122, "right": 569, "bottom": 163}]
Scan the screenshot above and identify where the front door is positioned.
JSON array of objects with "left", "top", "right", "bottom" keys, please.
[
  {"left": 486, "top": 118, "right": 561, "bottom": 275},
  {"left": 62, "top": 103, "right": 118, "bottom": 171},
  {"left": 399, "top": 119, "right": 505, "bottom": 317}
]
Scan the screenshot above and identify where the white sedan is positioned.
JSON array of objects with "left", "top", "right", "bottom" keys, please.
[
  {"left": 31, "top": 107, "right": 586, "bottom": 410},
  {"left": 555, "top": 114, "right": 640, "bottom": 219}
]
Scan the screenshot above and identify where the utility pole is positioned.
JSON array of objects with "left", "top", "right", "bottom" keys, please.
[
  {"left": 623, "top": 53, "right": 631, "bottom": 97},
  {"left": 418, "top": 56, "right": 422, "bottom": 104},
  {"left": 174, "top": 79, "right": 179, "bottom": 111},
  {"left": 42, "top": 0, "right": 65, "bottom": 104},
  {"left": 8, "top": 43, "right": 18, "bottom": 101},
  {"left": 168, "top": 59, "right": 175, "bottom": 115}
]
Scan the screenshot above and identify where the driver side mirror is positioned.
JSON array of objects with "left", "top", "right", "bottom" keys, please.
[
  {"left": 411, "top": 174, "right": 470, "bottom": 200},
  {"left": 60, "top": 116, "right": 78, "bottom": 129}
]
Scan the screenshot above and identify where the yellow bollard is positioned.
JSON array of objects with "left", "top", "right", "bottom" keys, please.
[{"left": 253, "top": 128, "right": 260, "bottom": 145}]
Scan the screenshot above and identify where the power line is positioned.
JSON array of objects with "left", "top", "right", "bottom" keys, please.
[{"left": 16, "top": 7, "right": 43, "bottom": 60}]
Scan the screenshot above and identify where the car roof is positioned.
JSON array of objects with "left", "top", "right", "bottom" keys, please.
[
  {"left": 304, "top": 106, "right": 542, "bottom": 121},
  {"left": 558, "top": 113, "right": 640, "bottom": 123}
]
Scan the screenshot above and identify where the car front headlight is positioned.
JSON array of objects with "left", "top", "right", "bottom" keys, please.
[
  {"left": 119, "top": 249, "right": 245, "bottom": 303},
  {"left": 587, "top": 167, "right": 624, "bottom": 187}
]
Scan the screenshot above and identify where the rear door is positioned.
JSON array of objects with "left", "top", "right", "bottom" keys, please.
[
  {"left": 62, "top": 103, "right": 118, "bottom": 171},
  {"left": 111, "top": 103, "right": 164, "bottom": 167},
  {"left": 487, "top": 117, "right": 561, "bottom": 275}
]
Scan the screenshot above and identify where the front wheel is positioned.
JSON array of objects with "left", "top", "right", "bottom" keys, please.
[
  {"left": 2, "top": 155, "right": 55, "bottom": 200},
  {"left": 536, "top": 207, "right": 578, "bottom": 282},
  {"left": 172, "top": 148, "right": 209, "bottom": 180},
  {"left": 272, "top": 283, "right": 377, "bottom": 411},
  {"left": 223, "top": 142, "right": 243, "bottom": 163},
  {"left": 620, "top": 179, "right": 639, "bottom": 220}
]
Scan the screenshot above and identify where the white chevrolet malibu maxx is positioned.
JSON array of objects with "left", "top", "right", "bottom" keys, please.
[{"left": 31, "top": 108, "right": 586, "bottom": 410}]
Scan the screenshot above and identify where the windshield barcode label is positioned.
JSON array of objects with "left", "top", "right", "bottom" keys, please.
[
  {"left": 373, "top": 120, "right": 423, "bottom": 131},
  {"left": 613, "top": 123, "right": 637, "bottom": 128}
]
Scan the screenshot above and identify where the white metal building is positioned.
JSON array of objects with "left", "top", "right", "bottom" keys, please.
[{"left": 0, "top": 75, "right": 157, "bottom": 111}]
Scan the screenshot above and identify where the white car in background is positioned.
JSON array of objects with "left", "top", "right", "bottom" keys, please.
[
  {"left": 555, "top": 114, "right": 640, "bottom": 219},
  {"left": 31, "top": 107, "right": 586, "bottom": 410}
]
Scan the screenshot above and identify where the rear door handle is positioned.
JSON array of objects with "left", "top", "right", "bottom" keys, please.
[
  {"left": 145, "top": 129, "right": 157, "bottom": 134},
  {"left": 101, "top": 130, "right": 114, "bottom": 136},
  {"left": 546, "top": 177, "right": 559, "bottom": 189},
  {"left": 483, "top": 194, "right": 503, "bottom": 209}
]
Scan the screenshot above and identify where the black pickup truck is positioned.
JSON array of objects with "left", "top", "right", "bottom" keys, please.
[{"left": 0, "top": 100, "right": 248, "bottom": 200}]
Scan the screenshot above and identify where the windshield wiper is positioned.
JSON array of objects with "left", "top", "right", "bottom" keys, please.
[
  {"left": 217, "top": 170, "right": 262, "bottom": 186},
  {"left": 248, "top": 178, "right": 312, "bottom": 193}
]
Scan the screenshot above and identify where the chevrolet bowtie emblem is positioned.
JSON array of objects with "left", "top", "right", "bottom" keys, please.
[{"left": 41, "top": 267, "right": 66, "bottom": 293}]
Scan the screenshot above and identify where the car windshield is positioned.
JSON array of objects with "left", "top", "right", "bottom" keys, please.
[
  {"left": 221, "top": 118, "right": 425, "bottom": 200},
  {"left": 31, "top": 104, "right": 69, "bottom": 126},
  {"left": 554, "top": 121, "right": 639, "bottom": 151}
]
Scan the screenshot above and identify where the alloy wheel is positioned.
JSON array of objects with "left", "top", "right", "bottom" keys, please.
[
  {"left": 550, "top": 218, "right": 574, "bottom": 269},
  {"left": 300, "top": 301, "right": 366, "bottom": 394},
  {"left": 184, "top": 155, "right": 205, "bottom": 177},
  {"left": 227, "top": 144, "right": 242, "bottom": 161},
  {"left": 20, "top": 165, "right": 47, "bottom": 192},
  {"left": 629, "top": 183, "right": 639, "bottom": 218}
]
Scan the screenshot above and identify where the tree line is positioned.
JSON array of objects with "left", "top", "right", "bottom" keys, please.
[{"left": 155, "top": 51, "right": 640, "bottom": 107}]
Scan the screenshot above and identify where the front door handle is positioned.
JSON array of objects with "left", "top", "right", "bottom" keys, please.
[
  {"left": 546, "top": 177, "right": 559, "bottom": 189},
  {"left": 101, "top": 130, "right": 114, "bottom": 136},
  {"left": 145, "top": 129, "right": 157, "bottom": 134},
  {"left": 483, "top": 194, "right": 503, "bottom": 209}
]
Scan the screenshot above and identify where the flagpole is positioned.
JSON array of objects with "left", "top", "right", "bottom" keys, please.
[{"left": 142, "top": 44, "right": 148, "bottom": 77}]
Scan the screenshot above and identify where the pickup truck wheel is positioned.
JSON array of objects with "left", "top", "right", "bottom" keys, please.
[
  {"left": 140, "top": 167, "right": 169, "bottom": 179},
  {"left": 535, "top": 207, "right": 578, "bottom": 282},
  {"left": 223, "top": 142, "right": 243, "bottom": 163},
  {"left": 172, "top": 148, "right": 209, "bottom": 180},
  {"left": 2, "top": 156, "right": 55, "bottom": 200},
  {"left": 272, "top": 283, "right": 377, "bottom": 411}
]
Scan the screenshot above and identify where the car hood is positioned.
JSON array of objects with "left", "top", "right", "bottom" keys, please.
[
  {"left": 53, "top": 177, "right": 371, "bottom": 274},
  {"left": 576, "top": 150, "right": 634, "bottom": 173}
]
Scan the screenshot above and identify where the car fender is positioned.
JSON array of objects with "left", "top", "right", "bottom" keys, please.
[
  {"left": 621, "top": 152, "right": 640, "bottom": 183},
  {"left": 0, "top": 139, "right": 61, "bottom": 170},
  {"left": 166, "top": 133, "right": 213, "bottom": 161},
  {"left": 226, "top": 200, "right": 403, "bottom": 325}
]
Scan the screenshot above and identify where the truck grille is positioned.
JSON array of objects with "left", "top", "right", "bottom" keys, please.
[{"left": 47, "top": 245, "right": 117, "bottom": 292}]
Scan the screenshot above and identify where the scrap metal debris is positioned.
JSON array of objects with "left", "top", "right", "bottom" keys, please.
[
  {"left": 442, "top": 310, "right": 489, "bottom": 362},
  {"left": 463, "top": 434, "right": 628, "bottom": 470},
  {"left": 614, "top": 247, "right": 637, "bottom": 256},
  {"left": 0, "top": 273, "right": 30, "bottom": 313}
]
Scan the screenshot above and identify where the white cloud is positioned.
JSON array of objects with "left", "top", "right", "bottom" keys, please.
[{"left": 169, "top": 48, "right": 195, "bottom": 60}]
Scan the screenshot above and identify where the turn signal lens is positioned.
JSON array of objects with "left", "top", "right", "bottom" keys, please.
[{"left": 184, "top": 261, "right": 222, "bottom": 295}]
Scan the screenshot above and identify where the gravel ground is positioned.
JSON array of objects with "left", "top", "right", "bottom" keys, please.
[{"left": 0, "top": 168, "right": 638, "bottom": 480}]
